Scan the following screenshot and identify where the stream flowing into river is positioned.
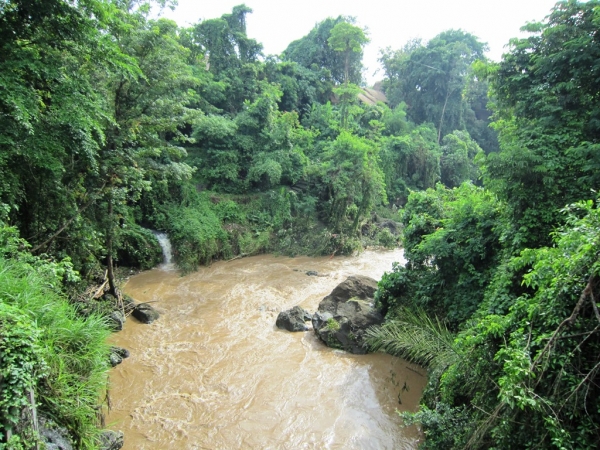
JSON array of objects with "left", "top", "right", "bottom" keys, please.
[{"left": 107, "top": 249, "right": 426, "bottom": 449}]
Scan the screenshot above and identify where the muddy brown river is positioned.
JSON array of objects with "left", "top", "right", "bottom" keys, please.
[{"left": 107, "top": 249, "right": 426, "bottom": 449}]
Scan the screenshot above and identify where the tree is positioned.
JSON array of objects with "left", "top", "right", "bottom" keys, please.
[
  {"left": 95, "top": 12, "right": 199, "bottom": 294},
  {"left": 318, "top": 131, "right": 385, "bottom": 233},
  {"left": 440, "top": 130, "right": 482, "bottom": 188},
  {"left": 263, "top": 58, "right": 333, "bottom": 117},
  {"left": 187, "top": 5, "right": 263, "bottom": 113},
  {"left": 376, "top": 183, "right": 505, "bottom": 326},
  {"left": 283, "top": 16, "right": 365, "bottom": 85},
  {"left": 483, "top": 0, "right": 600, "bottom": 249},
  {"left": 380, "top": 30, "right": 494, "bottom": 148},
  {"left": 379, "top": 123, "right": 441, "bottom": 204},
  {"left": 0, "top": 0, "right": 128, "bottom": 270},
  {"left": 327, "top": 22, "right": 369, "bottom": 84}
]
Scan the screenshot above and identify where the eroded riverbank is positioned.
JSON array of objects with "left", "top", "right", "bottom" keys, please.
[{"left": 107, "top": 249, "right": 426, "bottom": 449}]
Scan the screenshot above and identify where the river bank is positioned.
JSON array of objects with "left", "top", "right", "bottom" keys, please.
[{"left": 107, "top": 249, "right": 426, "bottom": 449}]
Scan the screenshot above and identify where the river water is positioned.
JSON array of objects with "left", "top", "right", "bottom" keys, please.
[{"left": 107, "top": 249, "right": 426, "bottom": 449}]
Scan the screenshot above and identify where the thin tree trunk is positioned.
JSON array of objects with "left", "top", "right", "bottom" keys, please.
[
  {"left": 353, "top": 182, "right": 370, "bottom": 234},
  {"left": 438, "top": 88, "right": 452, "bottom": 145},
  {"left": 29, "top": 387, "right": 40, "bottom": 450},
  {"left": 106, "top": 193, "right": 118, "bottom": 298}
]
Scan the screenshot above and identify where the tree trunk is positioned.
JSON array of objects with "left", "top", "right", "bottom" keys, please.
[
  {"left": 106, "top": 192, "right": 118, "bottom": 297},
  {"left": 438, "top": 88, "right": 452, "bottom": 145},
  {"left": 352, "top": 182, "right": 370, "bottom": 234}
]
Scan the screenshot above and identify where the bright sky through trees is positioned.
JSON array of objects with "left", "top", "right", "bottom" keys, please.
[{"left": 160, "top": 0, "right": 559, "bottom": 84}]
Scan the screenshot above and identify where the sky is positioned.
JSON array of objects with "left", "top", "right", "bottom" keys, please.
[{"left": 158, "top": 0, "right": 560, "bottom": 84}]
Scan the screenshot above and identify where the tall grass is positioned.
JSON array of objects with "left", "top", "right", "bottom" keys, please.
[{"left": 0, "top": 256, "right": 110, "bottom": 449}]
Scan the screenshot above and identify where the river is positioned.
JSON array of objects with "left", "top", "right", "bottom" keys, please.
[{"left": 107, "top": 249, "right": 426, "bottom": 449}]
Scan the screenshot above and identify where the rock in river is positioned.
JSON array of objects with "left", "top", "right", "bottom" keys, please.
[
  {"left": 312, "top": 275, "right": 383, "bottom": 354},
  {"left": 276, "top": 305, "right": 312, "bottom": 332},
  {"left": 99, "top": 430, "right": 124, "bottom": 450},
  {"left": 132, "top": 303, "right": 160, "bottom": 324}
]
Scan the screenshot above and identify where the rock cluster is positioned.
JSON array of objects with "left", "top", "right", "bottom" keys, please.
[
  {"left": 312, "top": 275, "right": 383, "bottom": 354},
  {"left": 275, "top": 275, "right": 383, "bottom": 354}
]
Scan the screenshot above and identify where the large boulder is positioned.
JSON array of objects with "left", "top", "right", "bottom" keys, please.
[
  {"left": 132, "top": 303, "right": 159, "bottom": 324},
  {"left": 276, "top": 306, "right": 312, "bottom": 332},
  {"left": 312, "top": 275, "right": 383, "bottom": 354}
]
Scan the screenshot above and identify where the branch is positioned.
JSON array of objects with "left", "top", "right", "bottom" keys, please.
[
  {"left": 92, "top": 271, "right": 109, "bottom": 299},
  {"left": 560, "top": 358, "right": 600, "bottom": 414},
  {"left": 531, "top": 275, "right": 596, "bottom": 373},
  {"left": 31, "top": 182, "right": 105, "bottom": 254}
]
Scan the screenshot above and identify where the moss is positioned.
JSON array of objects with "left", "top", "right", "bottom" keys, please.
[{"left": 326, "top": 317, "right": 340, "bottom": 331}]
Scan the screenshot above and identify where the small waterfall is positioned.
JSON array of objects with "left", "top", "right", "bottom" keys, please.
[{"left": 152, "top": 231, "right": 175, "bottom": 270}]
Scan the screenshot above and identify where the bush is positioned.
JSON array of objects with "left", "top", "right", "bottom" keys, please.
[
  {"left": 378, "top": 183, "right": 505, "bottom": 327},
  {"left": 116, "top": 225, "right": 163, "bottom": 270},
  {"left": 214, "top": 200, "right": 245, "bottom": 223},
  {"left": 166, "top": 196, "right": 229, "bottom": 273},
  {"left": 0, "top": 303, "right": 46, "bottom": 449},
  {"left": 0, "top": 251, "right": 110, "bottom": 449},
  {"left": 375, "top": 228, "right": 398, "bottom": 248}
]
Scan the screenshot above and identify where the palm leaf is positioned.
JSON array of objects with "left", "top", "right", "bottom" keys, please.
[{"left": 366, "top": 307, "right": 459, "bottom": 371}]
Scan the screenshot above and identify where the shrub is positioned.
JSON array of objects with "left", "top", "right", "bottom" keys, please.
[
  {"left": 375, "top": 228, "right": 398, "bottom": 248},
  {"left": 166, "top": 196, "right": 228, "bottom": 272},
  {"left": 0, "top": 252, "right": 110, "bottom": 449},
  {"left": 116, "top": 225, "right": 163, "bottom": 269}
]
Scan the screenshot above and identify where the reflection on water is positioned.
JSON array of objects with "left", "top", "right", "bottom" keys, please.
[{"left": 108, "top": 249, "right": 426, "bottom": 449}]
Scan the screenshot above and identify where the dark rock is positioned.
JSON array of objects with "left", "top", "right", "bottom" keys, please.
[
  {"left": 107, "top": 311, "right": 125, "bottom": 331},
  {"left": 109, "top": 353, "right": 122, "bottom": 367},
  {"left": 132, "top": 303, "right": 159, "bottom": 324},
  {"left": 109, "top": 346, "right": 130, "bottom": 367},
  {"left": 376, "top": 219, "right": 400, "bottom": 234},
  {"left": 39, "top": 417, "right": 73, "bottom": 450},
  {"left": 318, "top": 275, "right": 378, "bottom": 314},
  {"left": 312, "top": 275, "right": 383, "bottom": 354},
  {"left": 276, "top": 306, "right": 311, "bottom": 332},
  {"left": 99, "top": 430, "right": 124, "bottom": 450},
  {"left": 111, "top": 346, "right": 130, "bottom": 359},
  {"left": 306, "top": 270, "right": 319, "bottom": 276}
]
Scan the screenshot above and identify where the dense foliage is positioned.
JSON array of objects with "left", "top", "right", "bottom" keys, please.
[
  {"left": 0, "top": 227, "right": 110, "bottom": 449},
  {"left": 369, "top": 2, "right": 600, "bottom": 448},
  {"left": 3, "top": 0, "right": 597, "bottom": 448},
  {"left": 1, "top": 0, "right": 481, "bottom": 284}
]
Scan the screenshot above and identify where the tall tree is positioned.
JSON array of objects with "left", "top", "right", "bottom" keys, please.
[
  {"left": 484, "top": 0, "right": 600, "bottom": 249},
  {"left": 95, "top": 11, "right": 199, "bottom": 294},
  {"left": 318, "top": 131, "right": 385, "bottom": 233},
  {"left": 0, "top": 0, "right": 123, "bottom": 263},
  {"left": 380, "top": 30, "right": 493, "bottom": 147},
  {"left": 327, "top": 22, "right": 369, "bottom": 84},
  {"left": 283, "top": 16, "right": 365, "bottom": 85}
]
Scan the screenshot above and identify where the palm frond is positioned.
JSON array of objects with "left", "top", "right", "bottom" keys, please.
[{"left": 366, "top": 307, "right": 459, "bottom": 371}]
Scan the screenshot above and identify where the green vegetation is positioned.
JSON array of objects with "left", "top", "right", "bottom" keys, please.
[
  {"left": 1, "top": 0, "right": 489, "bottom": 285},
  {"left": 0, "top": 227, "right": 110, "bottom": 449},
  {"left": 326, "top": 317, "right": 341, "bottom": 332},
  {"left": 367, "top": 2, "right": 600, "bottom": 448},
  {"left": 1, "top": 0, "right": 597, "bottom": 447}
]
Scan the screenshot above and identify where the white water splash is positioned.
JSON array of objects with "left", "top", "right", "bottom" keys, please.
[{"left": 152, "top": 231, "right": 175, "bottom": 270}]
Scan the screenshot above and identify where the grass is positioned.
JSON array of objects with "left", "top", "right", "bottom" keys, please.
[{"left": 0, "top": 256, "right": 110, "bottom": 449}]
